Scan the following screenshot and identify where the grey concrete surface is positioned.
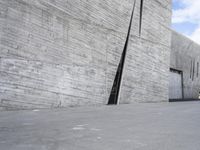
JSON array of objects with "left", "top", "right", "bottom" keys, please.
[
  {"left": 0, "top": 102, "right": 200, "bottom": 150},
  {"left": 0, "top": 0, "right": 172, "bottom": 109},
  {"left": 171, "top": 31, "right": 200, "bottom": 99}
]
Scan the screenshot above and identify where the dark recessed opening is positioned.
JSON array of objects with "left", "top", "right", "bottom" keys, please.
[
  {"left": 108, "top": 59, "right": 123, "bottom": 105},
  {"left": 139, "top": 0, "right": 144, "bottom": 36},
  {"left": 107, "top": 0, "right": 136, "bottom": 105}
]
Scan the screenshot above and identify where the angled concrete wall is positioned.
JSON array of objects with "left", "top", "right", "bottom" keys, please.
[
  {"left": 171, "top": 31, "right": 200, "bottom": 99},
  {"left": 119, "top": 0, "right": 172, "bottom": 103},
  {"left": 0, "top": 0, "right": 172, "bottom": 110}
]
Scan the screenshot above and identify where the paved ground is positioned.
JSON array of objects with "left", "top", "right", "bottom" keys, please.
[{"left": 0, "top": 102, "right": 200, "bottom": 150}]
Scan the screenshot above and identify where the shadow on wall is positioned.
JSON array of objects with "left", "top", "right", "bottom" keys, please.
[{"left": 169, "top": 98, "right": 200, "bottom": 102}]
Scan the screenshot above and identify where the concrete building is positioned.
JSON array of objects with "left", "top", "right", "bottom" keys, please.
[
  {"left": 170, "top": 31, "right": 200, "bottom": 100},
  {"left": 0, "top": 0, "right": 177, "bottom": 110}
]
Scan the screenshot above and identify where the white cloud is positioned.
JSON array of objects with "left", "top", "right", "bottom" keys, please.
[
  {"left": 173, "top": 0, "right": 200, "bottom": 24},
  {"left": 172, "top": 0, "right": 200, "bottom": 44},
  {"left": 190, "top": 25, "right": 200, "bottom": 44}
]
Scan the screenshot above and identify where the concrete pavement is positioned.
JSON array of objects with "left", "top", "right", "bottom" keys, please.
[{"left": 0, "top": 102, "right": 200, "bottom": 150}]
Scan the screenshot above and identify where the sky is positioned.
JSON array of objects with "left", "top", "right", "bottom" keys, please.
[{"left": 172, "top": 0, "right": 200, "bottom": 44}]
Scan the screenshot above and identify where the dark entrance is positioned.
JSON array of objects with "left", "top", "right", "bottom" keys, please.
[
  {"left": 108, "top": 52, "right": 125, "bottom": 105},
  {"left": 107, "top": 0, "right": 136, "bottom": 105}
]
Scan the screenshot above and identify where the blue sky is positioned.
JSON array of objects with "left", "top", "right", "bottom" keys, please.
[
  {"left": 172, "top": 0, "right": 197, "bottom": 36},
  {"left": 173, "top": 0, "right": 185, "bottom": 10},
  {"left": 172, "top": 21, "right": 198, "bottom": 36},
  {"left": 172, "top": 0, "right": 200, "bottom": 44}
]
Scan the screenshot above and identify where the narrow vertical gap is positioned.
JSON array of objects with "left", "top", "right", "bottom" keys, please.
[
  {"left": 139, "top": 0, "right": 144, "bottom": 36},
  {"left": 192, "top": 60, "right": 195, "bottom": 81},
  {"left": 108, "top": 0, "right": 136, "bottom": 105},
  {"left": 190, "top": 60, "right": 193, "bottom": 79},
  {"left": 197, "top": 62, "right": 199, "bottom": 77},
  {"left": 181, "top": 71, "right": 184, "bottom": 99}
]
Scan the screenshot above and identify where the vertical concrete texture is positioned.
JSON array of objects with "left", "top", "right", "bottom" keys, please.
[
  {"left": 119, "top": 0, "right": 172, "bottom": 103},
  {"left": 0, "top": 0, "right": 172, "bottom": 110},
  {"left": 171, "top": 31, "right": 200, "bottom": 99}
]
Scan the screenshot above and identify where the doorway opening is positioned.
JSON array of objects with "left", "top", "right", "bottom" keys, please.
[
  {"left": 198, "top": 91, "right": 200, "bottom": 99},
  {"left": 169, "top": 68, "right": 184, "bottom": 101}
]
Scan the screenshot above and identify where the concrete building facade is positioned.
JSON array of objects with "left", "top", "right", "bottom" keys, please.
[
  {"left": 170, "top": 31, "right": 200, "bottom": 100},
  {"left": 0, "top": 0, "right": 172, "bottom": 110}
]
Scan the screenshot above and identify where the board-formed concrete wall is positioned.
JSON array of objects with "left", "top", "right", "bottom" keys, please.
[
  {"left": 0, "top": 0, "right": 172, "bottom": 110},
  {"left": 171, "top": 31, "right": 200, "bottom": 99},
  {"left": 119, "top": 0, "right": 172, "bottom": 103}
]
